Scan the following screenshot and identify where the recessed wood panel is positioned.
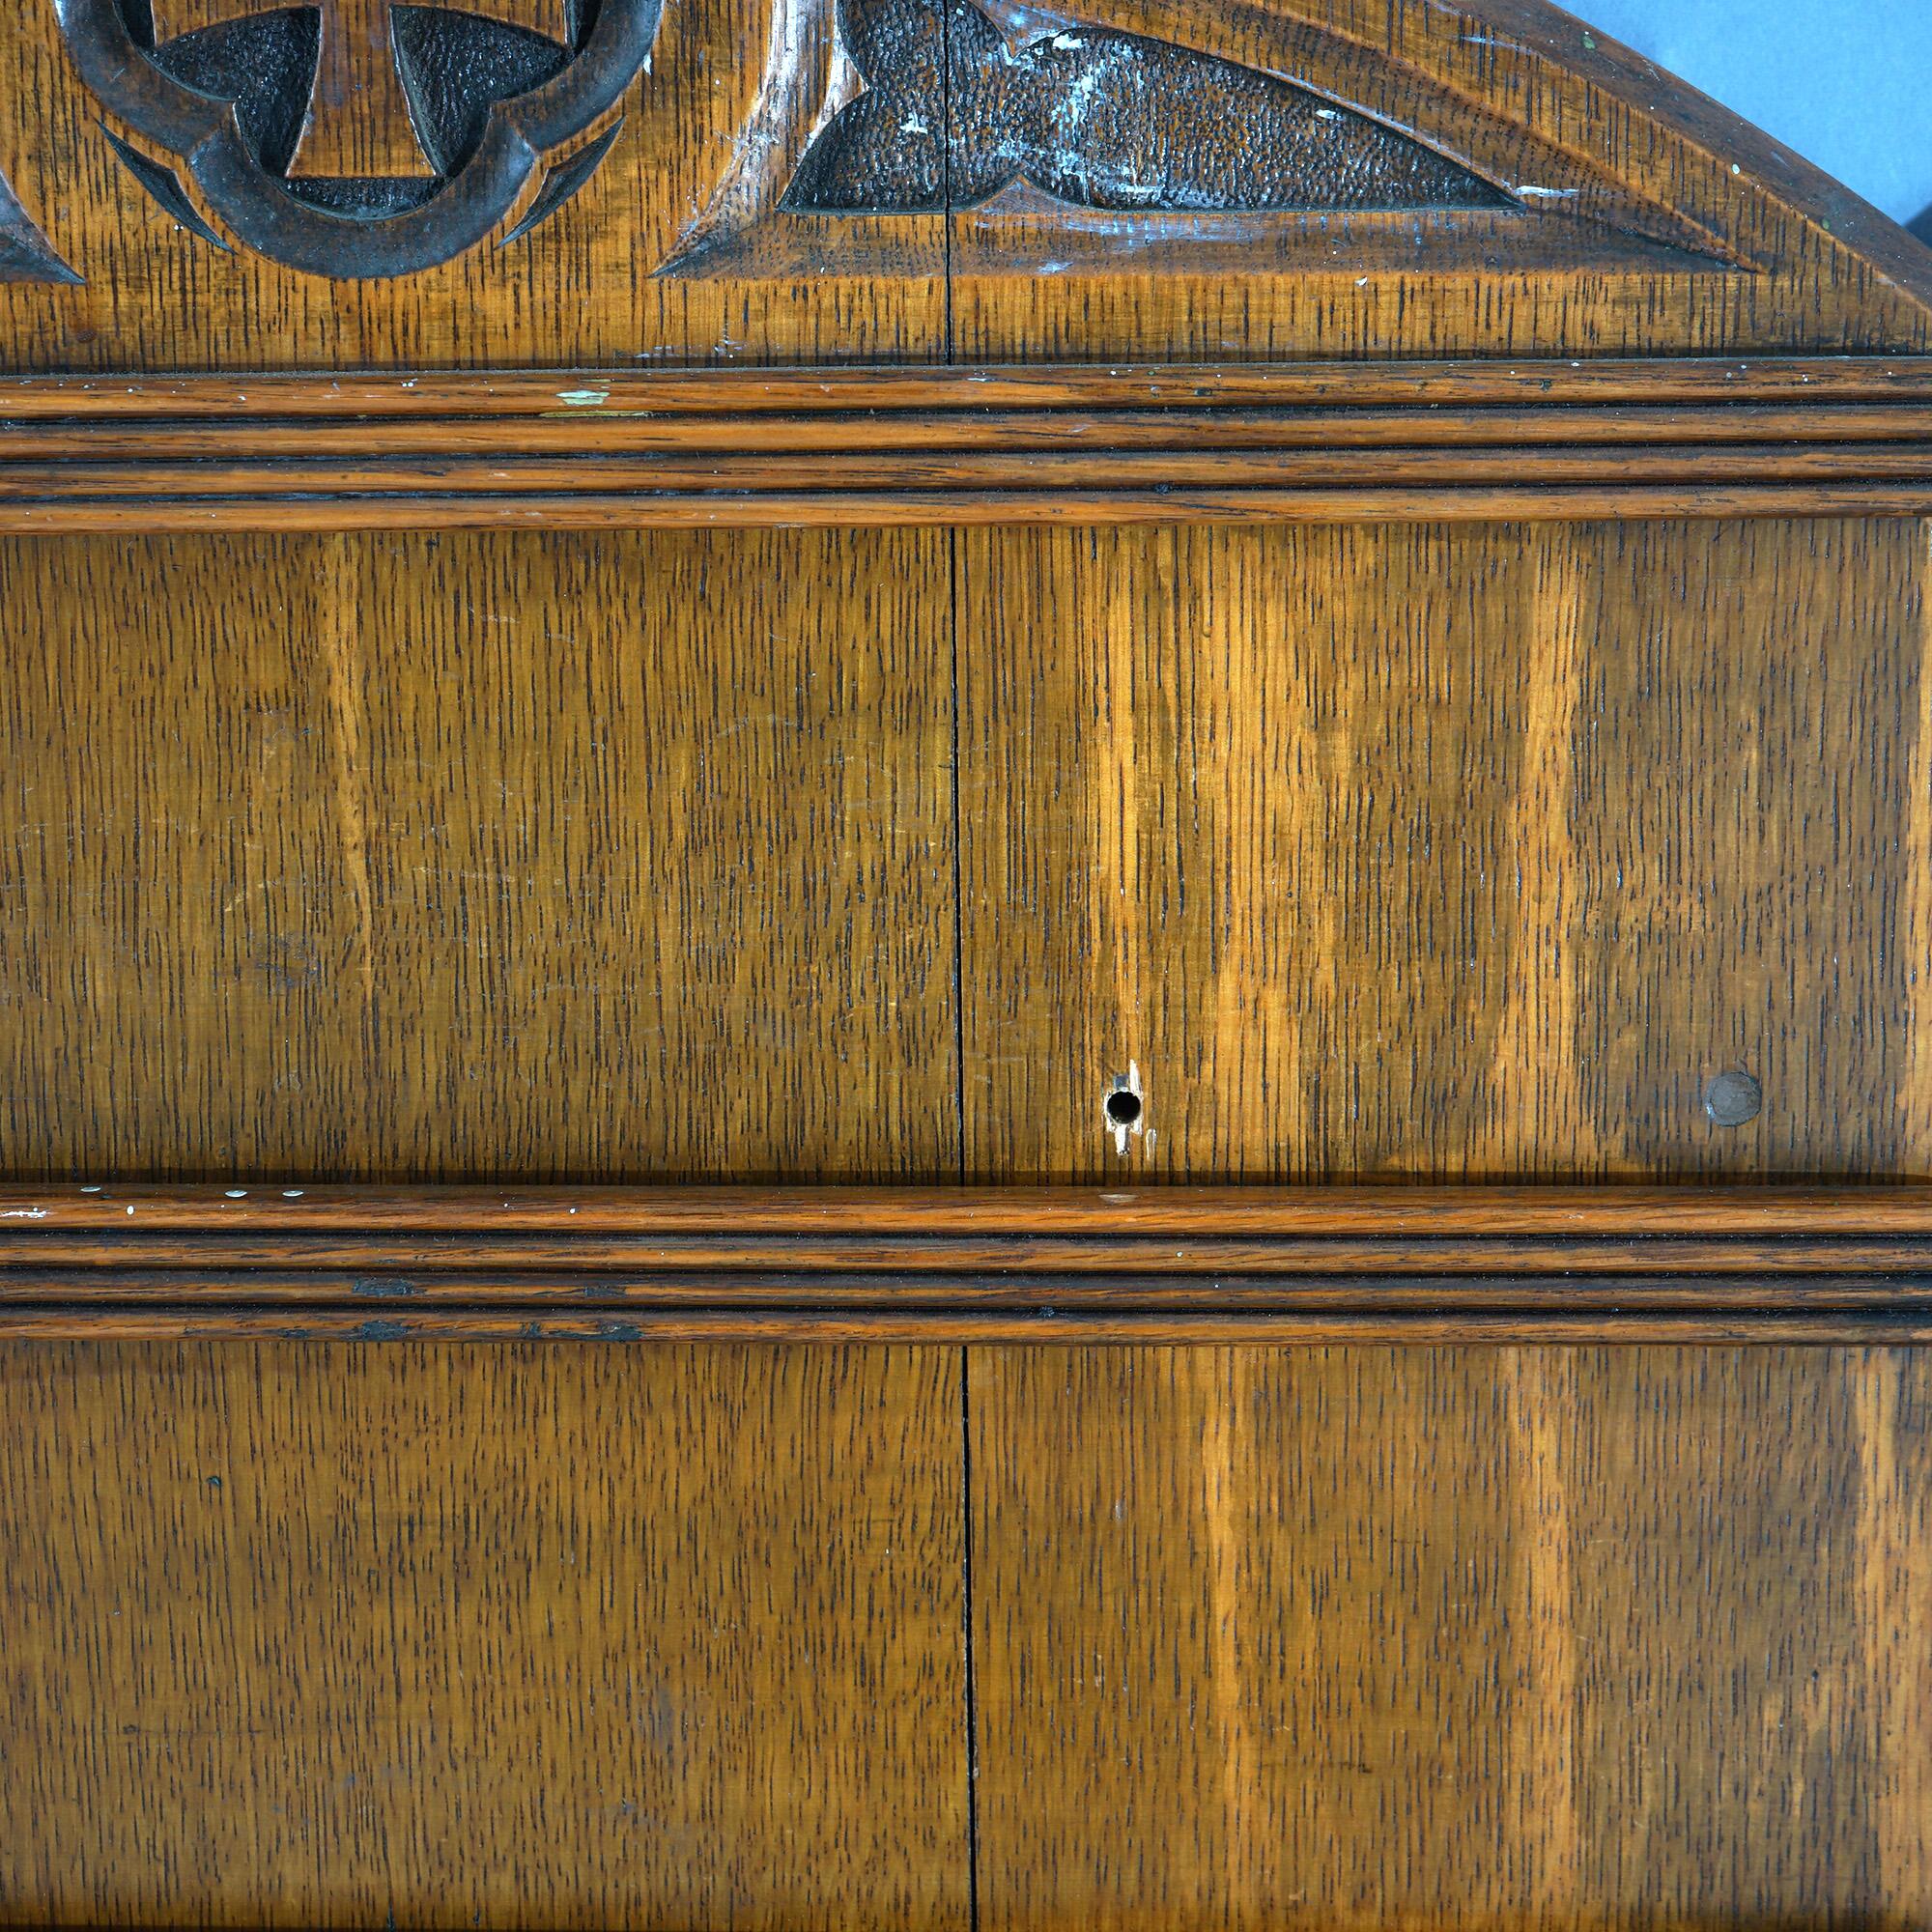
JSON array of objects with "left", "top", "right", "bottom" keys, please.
[
  {"left": 970, "top": 1345, "right": 1932, "bottom": 1930},
  {"left": 0, "top": 528, "right": 959, "bottom": 1182},
  {"left": 958, "top": 518, "right": 1932, "bottom": 1181},
  {"left": 0, "top": 1342, "right": 971, "bottom": 1930}
]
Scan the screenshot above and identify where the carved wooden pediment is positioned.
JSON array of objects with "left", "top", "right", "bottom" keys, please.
[{"left": 0, "top": 0, "right": 1927, "bottom": 366}]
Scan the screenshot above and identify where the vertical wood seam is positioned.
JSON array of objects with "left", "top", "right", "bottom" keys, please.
[
  {"left": 1903, "top": 521, "right": 1932, "bottom": 1171},
  {"left": 959, "top": 1347, "right": 982, "bottom": 1932},
  {"left": 950, "top": 526, "right": 968, "bottom": 1184}
]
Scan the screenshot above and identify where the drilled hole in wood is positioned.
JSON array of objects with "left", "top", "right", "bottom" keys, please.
[{"left": 1105, "top": 1089, "right": 1144, "bottom": 1128}]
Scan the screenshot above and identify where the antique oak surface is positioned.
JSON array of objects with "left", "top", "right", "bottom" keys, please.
[{"left": 3, "top": 0, "right": 1932, "bottom": 1923}]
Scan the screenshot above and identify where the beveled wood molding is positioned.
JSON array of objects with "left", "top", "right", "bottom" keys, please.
[
  {"left": 8, "top": 1181, "right": 1932, "bottom": 1343},
  {"left": 4, "top": 355, "right": 1932, "bottom": 530}
]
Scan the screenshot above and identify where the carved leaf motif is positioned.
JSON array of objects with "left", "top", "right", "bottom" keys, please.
[
  {"left": 783, "top": 0, "right": 1514, "bottom": 214},
  {"left": 0, "top": 169, "right": 81, "bottom": 282}
]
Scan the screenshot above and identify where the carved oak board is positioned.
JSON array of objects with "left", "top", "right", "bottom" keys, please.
[{"left": 2, "top": 0, "right": 1932, "bottom": 1925}]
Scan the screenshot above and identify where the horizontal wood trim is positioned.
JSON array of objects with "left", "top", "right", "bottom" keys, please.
[
  {"left": 10, "top": 1181, "right": 1932, "bottom": 1236},
  {"left": 8, "top": 484, "right": 1932, "bottom": 531},
  {"left": 9, "top": 444, "right": 1932, "bottom": 498},
  {"left": 3, "top": 405, "right": 1928, "bottom": 458},
  {"left": 9, "top": 1236, "right": 1932, "bottom": 1277},
  {"left": 4, "top": 359, "right": 1931, "bottom": 417},
  {"left": 5, "top": 358, "right": 1931, "bottom": 527},
  {"left": 7, "top": 1185, "right": 1932, "bottom": 1342},
  {"left": 2, "top": 1269, "right": 1927, "bottom": 1309},
  {"left": 1, "top": 1308, "right": 1927, "bottom": 1345}
]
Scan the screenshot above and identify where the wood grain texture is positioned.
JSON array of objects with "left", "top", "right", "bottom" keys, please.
[
  {"left": 0, "top": 529, "right": 958, "bottom": 1183},
  {"left": 971, "top": 1345, "right": 1932, "bottom": 1928},
  {"left": 18, "top": 1179, "right": 1932, "bottom": 1236},
  {"left": 0, "top": 0, "right": 946, "bottom": 371},
  {"left": 1, "top": 0, "right": 1928, "bottom": 365},
  {"left": 959, "top": 517, "right": 1932, "bottom": 1182},
  {"left": 939, "top": 0, "right": 1932, "bottom": 361},
  {"left": 6, "top": 1307, "right": 1932, "bottom": 1345},
  {"left": 6, "top": 358, "right": 1932, "bottom": 417},
  {"left": 17, "top": 483, "right": 1932, "bottom": 535},
  {"left": 11, "top": 1185, "right": 1932, "bottom": 1345},
  {"left": 10, "top": 358, "right": 1932, "bottom": 531},
  {"left": 0, "top": 162, "right": 78, "bottom": 282},
  {"left": 0, "top": 1342, "right": 970, "bottom": 1930}
]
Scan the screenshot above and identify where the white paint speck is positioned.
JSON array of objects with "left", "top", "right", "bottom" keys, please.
[
  {"left": 1052, "top": 32, "right": 1086, "bottom": 47},
  {"left": 1517, "top": 185, "right": 1581, "bottom": 199},
  {"left": 282, "top": 1189, "right": 304, "bottom": 1199},
  {"left": 224, "top": 1189, "right": 247, "bottom": 1199},
  {"left": 80, "top": 1184, "right": 103, "bottom": 1194},
  {"left": 557, "top": 387, "right": 611, "bottom": 407},
  {"left": 1, "top": 1208, "right": 49, "bottom": 1220}
]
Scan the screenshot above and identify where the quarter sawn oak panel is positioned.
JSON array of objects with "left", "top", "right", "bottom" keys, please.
[
  {"left": 0, "top": 528, "right": 959, "bottom": 1182},
  {"left": 970, "top": 1345, "right": 1932, "bottom": 1929},
  {"left": 958, "top": 517, "right": 1932, "bottom": 1182},
  {"left": 0, "top": 1342, "right": 972, "bottom": 1930}
]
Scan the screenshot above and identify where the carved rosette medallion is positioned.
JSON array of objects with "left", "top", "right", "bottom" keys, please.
[{"left": 54, "top": 0, "right": 665, "bottom": 276}]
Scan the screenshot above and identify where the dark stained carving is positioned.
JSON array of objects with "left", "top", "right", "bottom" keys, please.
[
  {"left": 103, "top": 128, "right": 233, "bottom": 249},
  {"left": 783, "top": 0, "right": 1514, "bottom": 215},
  {"left": 500, "top": 117, "right": 626, "bottom": 244},
  {"left": 57, "top": 0, "right": 661, "bottom": 275},
  {"left": 0, "top": 170, "right": 82, "bottom": 283}
]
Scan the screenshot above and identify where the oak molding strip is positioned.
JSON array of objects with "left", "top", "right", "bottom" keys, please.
[
  {"left": 8, "top": 1183, "right": 1932, "bottom": 1344},
  {"left": 4, "top": 355, "right": 1932, "bottom": 528}
]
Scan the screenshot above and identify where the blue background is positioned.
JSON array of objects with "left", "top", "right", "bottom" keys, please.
[{"left": 1577, "top": 0, "right": 1931, "bottom": 232}]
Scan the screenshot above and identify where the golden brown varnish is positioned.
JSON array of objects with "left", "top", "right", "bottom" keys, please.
[
  {"left": 0, "top": 1342, "right": 971, "bottom": 1931},
  {"left": 0, "top": 0, "right": 1928, "bottom": 1923},
  {"left": 2, "top": 0, "right": 1928, "bottom": 368},
  {"left": 7, "top": 520, "right": 1932, "bottom": 1185},
  {"left": 959, "top": 518, "right": 1932, "bottom": 1181},
  {"left": 0, "top": 0, "right": 946, "bottom": 373},
  {"left": 971, "top": 1345, "right": 1932, "bottom": 1930},
  {"left": 3, "top": 1334, "right": 1929, "bottom": 1926},
  {"left": 9, "top": 1182, "right": 1932, "bottom": 1345},
  {"left": 0, "top": 528, "right": 958, "bottom": 1183}
]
